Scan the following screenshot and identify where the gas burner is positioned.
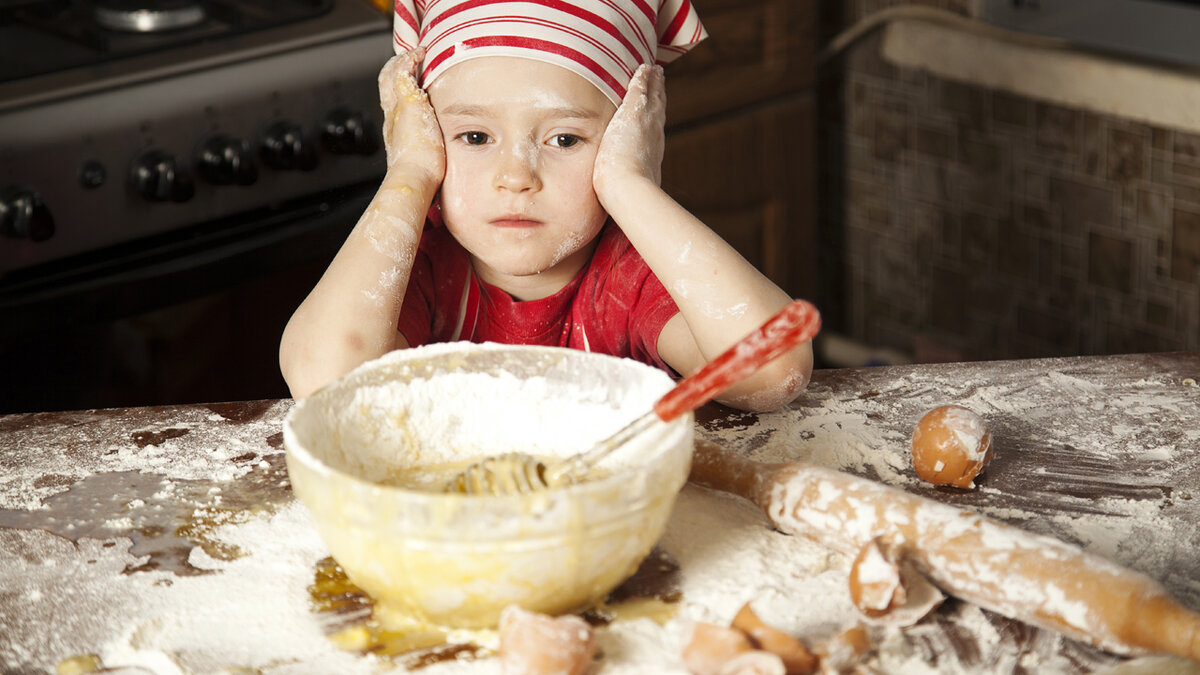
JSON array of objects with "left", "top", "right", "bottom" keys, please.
[{"left": 93, "top": 0, "right": 207, "bottom": 33}]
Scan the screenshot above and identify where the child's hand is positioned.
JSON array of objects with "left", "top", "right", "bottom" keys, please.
[
  {"left": 593, "top": 64, "right": 666, "bottom": 204},
  {"left": 379, "top": 49, "right": 445, "bottom": 186}
]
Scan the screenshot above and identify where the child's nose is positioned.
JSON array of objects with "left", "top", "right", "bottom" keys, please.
[{"left": 494, "top": 143, "right": 542, "bottom": 193}]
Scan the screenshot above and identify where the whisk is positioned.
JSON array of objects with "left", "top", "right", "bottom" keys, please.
[{"left": 445, "top": 299, "right": 821, "bottom": 495}]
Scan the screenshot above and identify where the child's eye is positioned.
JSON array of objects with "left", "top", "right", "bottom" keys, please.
[
  {"left": 549, "top": 134, "right": 583, "bottom": 149},
  {"left": 456, "top": 131, "right": 490, "bottom": 145}
]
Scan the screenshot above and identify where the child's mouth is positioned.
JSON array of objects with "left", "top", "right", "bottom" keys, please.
[{"left": 490, "top": 217, "right": 542, "bottom": 229}]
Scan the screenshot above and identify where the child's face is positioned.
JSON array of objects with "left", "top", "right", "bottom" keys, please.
[{"left": 428, "top": 57, "right": 617, "bottom": 296}]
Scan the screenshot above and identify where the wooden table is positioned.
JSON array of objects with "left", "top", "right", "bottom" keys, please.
[{"left": 1, "top": 352, "right": 1197, "bottom": 673}]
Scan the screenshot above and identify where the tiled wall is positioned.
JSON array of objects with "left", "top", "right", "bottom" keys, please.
[{"left": 820, "top": 0, "right": 1200, "bottom": 361}]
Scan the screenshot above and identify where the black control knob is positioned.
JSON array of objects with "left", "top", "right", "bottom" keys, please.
[
  {"left": 130, "top": 149, "right": 195, "bottom": 203},
  {"left": 321, "top": 107, "right": 378, "bottom": 156},
  {"left": 260, "top": 120, "right": 318, "bottom": 171},
  {"left": 196, "top": 134, "right": 258, "bottom": 186},
  {"left": 0, "top": 185, "right": 55, "bottom": 242},
  {"left": 78, "top": 160, "right": 107, "bottom": 189}
]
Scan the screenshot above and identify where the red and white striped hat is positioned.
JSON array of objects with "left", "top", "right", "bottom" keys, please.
[{"left": 393, "top": 0, "right": 707, "bottom": 105}]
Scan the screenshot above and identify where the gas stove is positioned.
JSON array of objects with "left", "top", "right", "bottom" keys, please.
[
  {"left": 0, "top": 0, "right": 392, "bottom": 279},
  {"left": 1, "top": 0, "right": 344, "bottom": 87}
]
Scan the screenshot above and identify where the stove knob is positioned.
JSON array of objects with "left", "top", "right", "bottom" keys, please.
[
  {"left": 0, "top": 185, "right": 55, "bottom": 242},
  {"left": 78, "top": 160, "right": 107, "bottom": 189},
  {"left": 131, "top": 149, "right": 195, "bottom": 203},
  {"left": 321, "top": 107, "right": 379, "bottom": 156},
  {"left": 260, "top": 120, "right": 318, "bottom": 171},
  {"left": 197, "top": 135, "right": 258, "bottom": 186}
]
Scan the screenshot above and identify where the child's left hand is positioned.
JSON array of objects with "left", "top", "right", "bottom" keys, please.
[{"left": 593, "top": 64, "right": 666, "bottom": 204}]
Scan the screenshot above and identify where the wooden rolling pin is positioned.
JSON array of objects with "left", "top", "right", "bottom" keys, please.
[{"left": 690, "top": 439, "right": 1200, "bottom": 661}]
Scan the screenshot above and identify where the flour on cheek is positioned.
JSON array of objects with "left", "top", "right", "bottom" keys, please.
[
  {"left": 550, "top": 227, "right": 591, "bottom": 268},
  {"left": 442, "top": 172, "right": 470, "bottom": 224}
]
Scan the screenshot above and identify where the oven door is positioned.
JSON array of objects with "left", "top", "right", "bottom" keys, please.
[{"left": 0, "top": 181, "right": 375, "bottom": 413}]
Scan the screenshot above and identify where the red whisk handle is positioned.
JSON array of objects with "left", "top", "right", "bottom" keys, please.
[{"left": 653, "top": 299, "right": 821, "bottom": 421}]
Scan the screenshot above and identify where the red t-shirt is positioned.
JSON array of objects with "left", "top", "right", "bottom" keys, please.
[{"left": 397, "top": 223, "right": 679, "bottom": 371}]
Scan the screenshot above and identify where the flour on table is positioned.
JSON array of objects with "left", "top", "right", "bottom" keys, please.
[
  {"left": 0, "top": 401, "right": 291, "bottom": 511},
  {"left": 3, "top": 363, "right": 1198, "bottom": 673},
  {"left": 702, "top": 366, "right": 1195, "bottom": 586}
]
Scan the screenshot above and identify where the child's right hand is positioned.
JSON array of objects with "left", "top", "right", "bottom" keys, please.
[
  {"left": 593, "top": 64, "right": 666, "bottom": 204},
  {"left": 378, "top": 49, "right": 445, "bottom": 186}
]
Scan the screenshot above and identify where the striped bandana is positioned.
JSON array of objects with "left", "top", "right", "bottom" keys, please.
[{"left": 392, "top": 0, "right": 707, "bottom": 105}]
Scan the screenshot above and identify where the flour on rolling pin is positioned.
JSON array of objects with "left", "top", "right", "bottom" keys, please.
[
  {"left": 762, "top": 463, "right": 1198, "bottom": 656},
  {"left": 705, "top": 364, "right": 1197, "bottom": 591}
]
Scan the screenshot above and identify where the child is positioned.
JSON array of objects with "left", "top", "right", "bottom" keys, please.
[{"left": 279, "top": 0, "right": 813, "bottom": 411}]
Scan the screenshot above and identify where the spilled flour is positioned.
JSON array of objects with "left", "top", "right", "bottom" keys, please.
[
  {"left": 709, "top": 364, "right": 1200, "bottom": 590},
  {"left": 1, "top": 356, "right": 1198, "bottom": 674}
]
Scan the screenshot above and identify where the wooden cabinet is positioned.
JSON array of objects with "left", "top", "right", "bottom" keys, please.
[
  {"left": 661, "top": 0, "right": 818, "bottom": 300},
  {"left": 662, "top": 97, "right": 817, "bottom": 301}
]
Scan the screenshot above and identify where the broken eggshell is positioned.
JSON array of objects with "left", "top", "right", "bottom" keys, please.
[
  {"left": 731, "top": 603, "right": 819, "bottom": 675},
  {"left": 847, "top": 538, "right": 944, "bottom": 626},
  {"left": 682, "top": 621, "right": 757, "bottom": 675},
  {"left": 499, "top": 605, "right": 596, "bottom": 675},
  {"left": 812, "top": 624, "right": 873, "bottom": 673},
  {"left": 717, "top": 650, "right": 787, "bottom": 675}
]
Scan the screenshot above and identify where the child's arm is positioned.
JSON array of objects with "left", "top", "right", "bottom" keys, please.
[
  {"left": 279, "top": 51, "right": 444, "bottom": 399},
  {"left": 592, "top": 65, "right": 813, "bottom": 412}
]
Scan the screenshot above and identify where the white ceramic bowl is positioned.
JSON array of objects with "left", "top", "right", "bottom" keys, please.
[{"left": 284, "top": 343, "right": 692, "bottom": 629}]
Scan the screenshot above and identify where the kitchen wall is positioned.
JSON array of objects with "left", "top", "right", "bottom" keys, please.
[{"left": 820, "top": 0, "right": 1200, "bottom": 361}]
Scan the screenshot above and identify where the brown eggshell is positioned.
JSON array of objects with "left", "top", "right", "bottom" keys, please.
[
  {"left": 885, "top": 561, "right": 945, "bottom": 627},
  {"left": 731, "top": 603, "right": 818, "bottom": 675},
  {"left": 717, "top": 650, "right": 787, "bottom": 675},
  {"left": 847, "top": 539, "right": 945, "bottom": 627},
  {"left": 910, "top": 404, "right": 994, "bottom": 489},
  {"left": 847, "top": 539, "right": 904, "bottom": 618},
  {"left": 813, "top": 624, "right": 873, "bottom": 672},
  {"left": 498, "top": 605, "right": 595, "bottom": 675},
  {"left": 683, "top": 621, "right": 756, "bottom": 675}
]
